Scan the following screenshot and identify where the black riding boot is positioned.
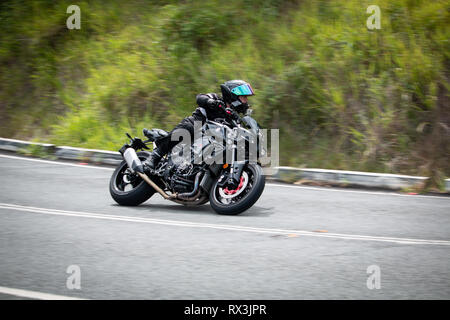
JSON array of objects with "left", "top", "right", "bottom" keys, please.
[{"left": 144, "top": 148, "right": 162, "bottom": 170}]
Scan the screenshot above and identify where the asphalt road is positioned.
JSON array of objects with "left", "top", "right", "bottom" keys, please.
[{"left": 0, "top": 153, "right": 449, "bottom": 300}]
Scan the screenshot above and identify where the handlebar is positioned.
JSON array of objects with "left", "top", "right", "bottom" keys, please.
[{"left": 125, "top": 132, "right": 150, "bottom": 150}]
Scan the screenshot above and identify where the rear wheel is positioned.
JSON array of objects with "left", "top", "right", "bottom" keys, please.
[
  {"left": 209, "top": 163, "right": 265, "bottom": 215},
  {"left": 109, "top": 151, "right": 156, "bottom": 206}
]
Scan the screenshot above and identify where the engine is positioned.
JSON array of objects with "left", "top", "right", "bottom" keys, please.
[
  {"left": 169, "top": 159, "right": 198, "bottom": 194},
  {"left": 162, "top": 143, "right": 203, "bottom": 194}
]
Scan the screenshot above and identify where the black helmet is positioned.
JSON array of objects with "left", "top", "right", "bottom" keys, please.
[{"left": 220, "top": 80, "right": 255, "bottom": 113}]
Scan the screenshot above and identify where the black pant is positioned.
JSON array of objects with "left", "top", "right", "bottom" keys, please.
[{"left": 156, "top": 116, "right": 200, "bottom": 156}]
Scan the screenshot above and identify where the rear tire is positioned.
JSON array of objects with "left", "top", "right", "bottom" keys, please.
[
  {"left": 209, "top": 163, "right": 265, "bottom": 215},
  {"left": 109, "top": 151, "right": 156, "bottom": 206}
]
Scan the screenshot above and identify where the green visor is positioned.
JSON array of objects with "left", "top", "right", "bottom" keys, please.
[{"left": 230, "top": 83, "right": 255, "bottom": 96}]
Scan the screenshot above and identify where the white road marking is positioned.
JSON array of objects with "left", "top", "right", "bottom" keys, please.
[
  {"left": 0, "top": 153, "right": 448, "bottom": 199},
  {"left": 265, "top": 183, "right": 450, "bottom": 199},
  {"left": 0, "top": 154, "right": 113, "bottom": 171},
  {"left": 0, "top": 286, "right": 87, "bottom": 300},
  {"left": 1, "top": 203, "right": 449, "bottom": 246}
]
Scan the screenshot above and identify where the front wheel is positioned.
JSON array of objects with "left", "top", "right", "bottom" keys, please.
[{"left": 209, "top": 163, "right": 265, "bottom": 215}]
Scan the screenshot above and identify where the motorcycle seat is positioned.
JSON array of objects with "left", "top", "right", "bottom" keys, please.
[{"left": 143, "top": 128, "right": 169, "bottom": 141}]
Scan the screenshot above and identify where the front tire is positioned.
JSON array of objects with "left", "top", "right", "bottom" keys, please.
[
  {"left": 109, "top": 151, "right": 156, "bottom": 206},
  {"left": 209, "top": 163, "right": 265, "bottom": 215}
]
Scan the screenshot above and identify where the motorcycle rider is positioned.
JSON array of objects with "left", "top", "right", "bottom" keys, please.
[{"left": 144, "top": 79, "right": 255, "bottom": 170}]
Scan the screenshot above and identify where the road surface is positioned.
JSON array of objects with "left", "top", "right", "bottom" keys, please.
[{"left": 0, "top": 153, "right": 449, "bottom": 299}]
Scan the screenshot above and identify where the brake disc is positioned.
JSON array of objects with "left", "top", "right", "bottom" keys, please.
[{"left": 218, "top": 171, "right": 249, "bottom": 199}]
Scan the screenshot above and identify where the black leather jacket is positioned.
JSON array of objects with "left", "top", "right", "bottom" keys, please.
[{"left": 191, "top": 93, "right": 226, "bottom": 121}]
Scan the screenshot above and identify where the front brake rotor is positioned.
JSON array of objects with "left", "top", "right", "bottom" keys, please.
[{"left": 219, "top": 171, "right": 249, "bottom": 199}]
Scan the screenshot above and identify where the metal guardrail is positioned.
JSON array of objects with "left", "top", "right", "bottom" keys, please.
[
  {"left": 1, "top": 137, "right": 448, "bottom": 192},
  {"left": 271, "top": 166, "right": 430, "bottom": 190},
  {"left": 0, "top": 137, "right": 123, "bottom": 166}
]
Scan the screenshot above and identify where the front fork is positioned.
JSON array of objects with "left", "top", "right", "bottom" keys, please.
[
  {"left": 217, "top": 146, "right": 246, "bottom": 189},
  {"left": 228, "top": 161, "right": 246, "bottom": 187}
]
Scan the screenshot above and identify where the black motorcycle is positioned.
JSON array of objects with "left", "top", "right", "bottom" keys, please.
[{"left": 109, "top": 111, "right": 266, "bottom": 215}]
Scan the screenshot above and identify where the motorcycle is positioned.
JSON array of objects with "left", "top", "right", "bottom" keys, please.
[{"left": 109, "top": 109, "right": 266, "bottom": 215}]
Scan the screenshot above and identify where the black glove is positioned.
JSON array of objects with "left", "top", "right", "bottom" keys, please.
[
  {"left": 207, "top": 98, "right": 225, "bottom": 110},
  {"left": 130, "top": 137, "right": 149, "bottom": 150},
  {"left": 225, "top": 107, "right": 240, "bottom": 121}
]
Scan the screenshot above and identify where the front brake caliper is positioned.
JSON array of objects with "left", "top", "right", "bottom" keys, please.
[{"left": 217, "top": 172, "right": 229, "bottom": 188}]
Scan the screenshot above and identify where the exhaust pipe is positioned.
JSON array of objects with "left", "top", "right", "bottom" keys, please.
[
  {"left": 176, "top": 172, "right": 202, "bottom": 200},
  {"left": 172, "top": 195, "right": 208, "bottom": 206},
  {"left": 124, "top": 147, "right": 204, "bottom": 202},
  {"left": 138, "top": 171, "right": 204, "bottom": 202},
  {"left": 136, "top": 172, "right": 175, "bottom": 200},
  {"left": 123, "top": 147, "right": 144, "bottom": 173},
  {"left": 122, "top": 147, "right": 175, "bottom": 200}
]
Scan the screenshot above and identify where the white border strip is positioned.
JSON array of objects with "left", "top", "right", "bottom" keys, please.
[{"left": 1, "top": 203, "right": 449, "bottom": 246}]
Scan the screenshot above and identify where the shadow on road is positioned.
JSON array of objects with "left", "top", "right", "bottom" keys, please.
[
  {"left": 137, "top": 203, "right": 214, "bottom": 214},
  {"left": 238, "top": 206, "right": 275, "bottom": 217},
  {"left": 111, "top": 203, "right": 275, "bottom": 217}
]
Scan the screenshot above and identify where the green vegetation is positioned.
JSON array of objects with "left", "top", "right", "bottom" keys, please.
[{"left": 0, "top": 0, "right": 448, "bottom": 186}]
